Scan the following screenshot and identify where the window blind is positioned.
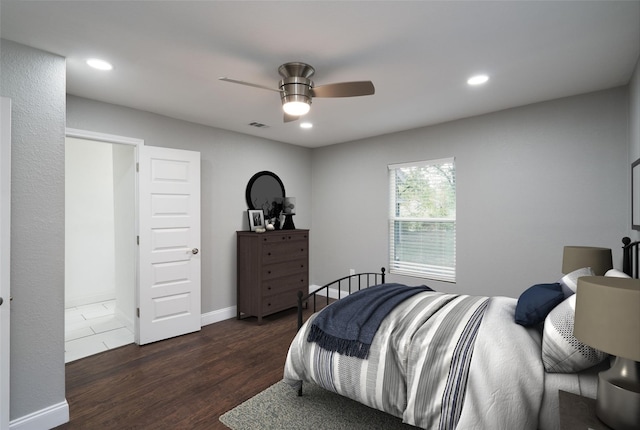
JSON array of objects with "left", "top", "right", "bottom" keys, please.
[{"left": 388, "top": 158, "right": 456, "bottom": 282}]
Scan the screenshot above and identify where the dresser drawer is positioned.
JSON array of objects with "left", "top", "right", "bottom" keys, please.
[
  {"left": 262, "top": 259, "right": 307, "bottom": 280},
  {"left": 258, "top": 231, "right": 308, "bottom": 244},
  {"left": 262, "top": 241, "right": 307, "bottom": 264},
  {"left": 262, "top": 273, "right": 308, "bottom": 297},
  {"left": 261, "top": 291, "right": 297, "bottom": 314}
]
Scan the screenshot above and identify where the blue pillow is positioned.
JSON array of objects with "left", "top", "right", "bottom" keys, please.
[{"left": 515, "top": 283, "right": 564, "bottom": 326}]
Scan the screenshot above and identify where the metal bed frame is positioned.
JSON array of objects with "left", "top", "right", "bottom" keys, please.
[
  {"left": 622, "top": 236, "right": 640, "bottom": 278},
  {"left": 296, "top": 268, "right": 386, "bottom": 330},
  {"left": 294, "top": 267, "right": 386, "bottom": 396}
]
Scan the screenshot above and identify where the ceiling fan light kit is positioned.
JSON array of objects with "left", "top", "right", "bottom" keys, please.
[
  {"left": 220, "top": 62, "right": 374, "bottom": 122},
  {"left": 282, "top": 99, "right": 311, "bottom": 116},
  {"left": 279, "top": 73, "right": 313, "bottom": 116}
]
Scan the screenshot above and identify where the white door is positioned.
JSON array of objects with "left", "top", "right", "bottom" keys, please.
[
  {"left": 138, "top": 146, "right": 201, "bottom": 345},
  {"left": 0, "top": 97, "right": 11, "bottom": 430}
]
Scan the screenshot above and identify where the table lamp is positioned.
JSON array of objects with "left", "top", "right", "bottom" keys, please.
[
  {"left": 562, "top": 246, "right": 613, "bottom": 275},
  {"left": 282, "top": 197, "right": 296, "bottom": 230},
  {"left": 574, "top": 276, "right": 640, "bottom": 430}
]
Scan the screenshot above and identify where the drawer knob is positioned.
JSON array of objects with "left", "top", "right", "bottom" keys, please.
[
  {"left": 267, "top": 252, "right": 271, "bottom": 256},
  {"left": 267, "top": 286, "right": 271, "bottom": 290}
]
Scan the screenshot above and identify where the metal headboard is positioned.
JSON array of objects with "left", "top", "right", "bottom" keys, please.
[
  {"left": 296, "top": 268, "right": 386, "bottom": 330},
  {"left": 622, "top": 237, "right": 640, "bottom": 278}
]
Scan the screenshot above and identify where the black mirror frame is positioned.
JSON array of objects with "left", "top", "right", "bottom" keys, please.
[{"left": 245, "top": 171, "right": 286, "bottom": 212}]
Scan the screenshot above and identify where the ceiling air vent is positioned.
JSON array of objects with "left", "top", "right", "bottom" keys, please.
[{"left": 248, "top": 122, "right": 269, "bottom": 128}]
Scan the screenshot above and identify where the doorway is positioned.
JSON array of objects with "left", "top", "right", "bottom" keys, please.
[{"left": 64, "top": 134, "right": 137, "bottom": 362}]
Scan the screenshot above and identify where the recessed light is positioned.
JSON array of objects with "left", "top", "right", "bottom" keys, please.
[
  {"left": 467, "top": 74, "right": 489, "bottom": 86},
  {"left": 86, "top": 58, "right": 113, "bottom": 71},
  {"left": 300, "top": 122, "right": 313, "bottom": 129}
]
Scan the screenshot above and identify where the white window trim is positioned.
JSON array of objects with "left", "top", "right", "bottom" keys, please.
[{"left": 388, "top": 157, "right": 456, "bottom": 282}]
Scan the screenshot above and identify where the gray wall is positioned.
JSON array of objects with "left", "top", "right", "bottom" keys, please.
[
  {"left": 0, "top": 40, "right": 66, "bottom": 421},
  {"left": 630, "top": 57, "right": 640, "bottom": 242},
  {"left": 66, "top": 96, "right": 313, "bottom": 314},
  {"left": 311, "top": 87, "right": 631, "bottom": 297}
]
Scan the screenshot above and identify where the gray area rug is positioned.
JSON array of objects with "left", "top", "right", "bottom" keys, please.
[{"left": 220, "top": 380, "right": 417, "bottom": 429}]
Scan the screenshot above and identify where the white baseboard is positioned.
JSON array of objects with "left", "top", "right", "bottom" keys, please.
[
  {"left": 196, "top": 291, "right": 353, "bottom": 328},
  {"left": 10, "top": 400, "right": 69, "bottom": 430},
  {"left": 114, "top": 307, "right": 134, "bottom": 334},
  {"left": 197, "top": 291, "right": 352, "bottom": 326},
  {"left": 201, "top": 306, "right": 236, "bottom": 326}
]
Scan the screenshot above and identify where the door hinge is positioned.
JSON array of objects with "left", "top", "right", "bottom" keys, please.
[
  {"left": 136, "top": 162, "right": 139, "bottom": 172},
  {"left": 137, "top": 307, "right": 140, "bottom": 318},
  {"left": 137, "top": 235, "right": 139, "bottom": 245}
]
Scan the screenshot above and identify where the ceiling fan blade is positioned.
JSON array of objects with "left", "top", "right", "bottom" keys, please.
[
  {"left": 311, "top": 81, "right": 375, "bottom": 98},
  {"left": 284, "top": 112, "right": 300, "bottom": 123},
  {"left": 218, "top": 77, "right": 281, "bottom": 93}
]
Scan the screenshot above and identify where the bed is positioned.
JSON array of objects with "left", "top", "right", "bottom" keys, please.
[{"left": 283, "top": 237, "right": 640, "bottom": 430}]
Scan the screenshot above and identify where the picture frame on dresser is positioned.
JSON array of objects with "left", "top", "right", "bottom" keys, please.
[{"left": 248, "top": 210, "right": 265, "bottom": 231}]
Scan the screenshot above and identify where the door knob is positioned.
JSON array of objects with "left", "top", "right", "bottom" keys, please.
[
  {"left": 191, "top": 248, "right": 199, "bottom": 255},
  {"left": 0, "top": 297, "right": 3, "bottom": 306}
]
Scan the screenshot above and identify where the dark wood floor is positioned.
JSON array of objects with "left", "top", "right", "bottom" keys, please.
[{"left": 56, "top": 305, "right": 319, "bottom": 429}]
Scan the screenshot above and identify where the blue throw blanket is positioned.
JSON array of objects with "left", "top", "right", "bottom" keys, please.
[{"left": 307, "top": 283, "right": 433, "bottom": 359}]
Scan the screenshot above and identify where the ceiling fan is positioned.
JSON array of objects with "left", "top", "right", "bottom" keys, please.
[{"left": 219, "top": 62, "right": 375, "bottom": 122}]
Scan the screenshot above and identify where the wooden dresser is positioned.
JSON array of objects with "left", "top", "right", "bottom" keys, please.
[{"left": 236, "top": 229, "right": 309, "bottom": 324}]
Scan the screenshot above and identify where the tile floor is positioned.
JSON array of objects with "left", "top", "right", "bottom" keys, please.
[{"left": 65, "top": 299, "right": 134, "bottom": 363}]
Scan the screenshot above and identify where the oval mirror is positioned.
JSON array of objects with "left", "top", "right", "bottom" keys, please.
[{"left": 246, "top": 171, "right": 286, "bottom": 218}]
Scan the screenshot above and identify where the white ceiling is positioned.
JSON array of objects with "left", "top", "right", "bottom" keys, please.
[{"left": 1, "top": 1, "right": 639, "bottom": 148}]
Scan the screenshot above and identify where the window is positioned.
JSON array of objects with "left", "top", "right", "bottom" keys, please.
[{"left": 388, "top": 158, "right": 456, "bottom": 282}]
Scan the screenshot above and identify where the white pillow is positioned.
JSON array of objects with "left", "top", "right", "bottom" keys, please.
[
  {"left": 541, "top": 294, "right": 608, "bottom": 373},
  {"left": 605, "top": 268, "right": 631, "bottom": 278},
  {"left": 559, "top": 267, "right": 594, "bottom": 298}
]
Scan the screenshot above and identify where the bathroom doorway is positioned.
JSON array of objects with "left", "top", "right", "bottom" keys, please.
[{"left": 64, "top": 133, "right": 137, "bottom": 362}]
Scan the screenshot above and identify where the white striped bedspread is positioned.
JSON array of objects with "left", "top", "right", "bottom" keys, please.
[{"left": 284, "top": 291, "right": 545, "bottom": 430}]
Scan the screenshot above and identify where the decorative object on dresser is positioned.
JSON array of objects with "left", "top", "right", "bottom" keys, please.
[
  {"left": 282, "top": 196, "right": 296, "bottom": 230},
  {"left": 573, "top": 276, "right": 640, "bottom": 430},
  {"left": 236, "top": 229, "right": 309, "bottom": 324},
  {"left": 248, "top": 209, "right": 265, "bottom": 232}
]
